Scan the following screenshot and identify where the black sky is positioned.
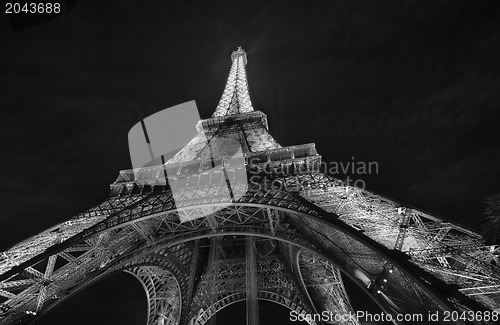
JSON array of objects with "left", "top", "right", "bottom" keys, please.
[{"left": 1, "top": 0, "right": 500, "bottom": 324}]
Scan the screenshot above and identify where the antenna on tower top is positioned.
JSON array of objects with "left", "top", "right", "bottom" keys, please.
[{"left": 231, "top": 46, "right": 247, "bottom": 65}]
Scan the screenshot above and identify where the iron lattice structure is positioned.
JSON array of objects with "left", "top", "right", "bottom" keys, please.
[{"left": 1, "top": 48, "right": 499, "bottom": 325}]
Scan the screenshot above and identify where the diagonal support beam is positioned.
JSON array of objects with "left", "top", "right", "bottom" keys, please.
[
  {"left": 44, "top": 255, "right": 57, "bottom": 279},
  {"left": 0, "top": 288, "right": 17, "bottom": 299},
  {"left": 394, "top": 208, "right": 411, "bottom": 251}
]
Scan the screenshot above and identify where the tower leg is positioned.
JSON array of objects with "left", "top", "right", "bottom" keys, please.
[
  {"left": 208, "top": 237, "right": 220, "bottom": 325},
  {"left": 245, "top": 236, "right": 259, "bottom": 325}
]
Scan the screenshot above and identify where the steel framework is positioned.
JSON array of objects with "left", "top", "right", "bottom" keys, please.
[{"left": 0, "top": 47, "right": 499, "bottom": 325}]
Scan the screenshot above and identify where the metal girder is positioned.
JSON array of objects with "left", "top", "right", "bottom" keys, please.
[{"left": 0, "top": 195, "right": 149, "bottom": 277}]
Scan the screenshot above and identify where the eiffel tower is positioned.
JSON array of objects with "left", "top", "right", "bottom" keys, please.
[{"left": 1, "top": 47, "right": 499, "bottom": 325}]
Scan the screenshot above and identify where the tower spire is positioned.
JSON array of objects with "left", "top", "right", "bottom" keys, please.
[{"left": 212, "top": 47, "right": 254, "bottom": 117}]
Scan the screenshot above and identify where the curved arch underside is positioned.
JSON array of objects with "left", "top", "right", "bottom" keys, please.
[
  {"left": 125, "top": 266, "right": 181, "bottom": 325},
  {"left": 190, "top": 292, "right": 315, "bottom": 325},
  {"left": 0, "top": 173, "right": 499, "bottom": 325}
]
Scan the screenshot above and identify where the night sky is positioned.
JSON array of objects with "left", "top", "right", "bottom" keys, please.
[{"left": 1, "top": 0, "right": 500, "bottom": 324}]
